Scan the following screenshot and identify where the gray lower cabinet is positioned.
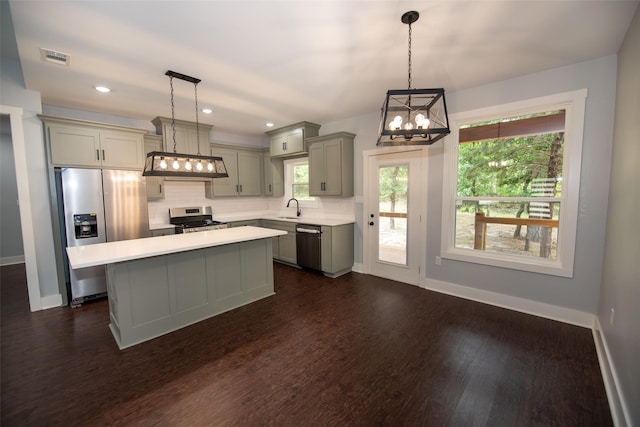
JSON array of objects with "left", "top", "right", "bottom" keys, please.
[
  {"left": 321, "top": 223, "right": 354, "bottom": 277},
  {"left": 261, "top": 220, "right": 297, "bottom": 264},
  {"left": 106, "top": 238, "right": 274, "bottom": 349},
  {"left": 150, "top": 227, "right": 175, "bottom": 237},
  {"left": 227, "top": 220, "right": 261, "bottom": 228}
]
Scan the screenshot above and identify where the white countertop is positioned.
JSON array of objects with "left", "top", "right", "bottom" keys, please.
[
  {"left": 149, "top": 215, "right": 355, "bottom": 230},
  {"left": 212, "top": 213, "right": 354, "bottom": 227},
  {"left": 66, "top": 226, "right": 286, "bottom": 269},
  {"left": 259, "top": 215, "right": 354, "bottom": 226}
]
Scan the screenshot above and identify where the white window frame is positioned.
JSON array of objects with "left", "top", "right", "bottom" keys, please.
[
  {"left": 440, "top": 89, "right": 587, "bottom": 277},
  {"left": 283, "top": 157, "right": 318, "bottom": 208}
]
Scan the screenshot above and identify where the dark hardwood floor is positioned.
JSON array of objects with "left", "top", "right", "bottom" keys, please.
[{"left": 1, "top": 263, "right": 611, "bottom": 426}]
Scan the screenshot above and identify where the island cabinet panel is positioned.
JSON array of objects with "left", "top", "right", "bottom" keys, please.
[
  {"left": 208, "top": 244, "right": 244, "bottom": 307},
  {"left": 171, "top": 251, "right": 209, "bottom": 313},
  {"left": 241, "top": 238, "right": 275, "bottom": 298},
  {"left": 107, "top": 238, "right": 274, "bottom": 349}
]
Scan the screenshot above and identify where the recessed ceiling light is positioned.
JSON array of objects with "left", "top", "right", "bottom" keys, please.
[
  {"left": 265, "top": 122, "right": 274, "bottom": 128},
  {"left": 95, "top": 86, "right": 111, "bottom": 93},
  {"left": 202, "top": 108, "right": 212, "bottom": 114}
]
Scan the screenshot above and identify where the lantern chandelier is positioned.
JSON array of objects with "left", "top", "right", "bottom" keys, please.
[
  {"left": 142, "top": 70, "right": 228, "bottom": 178},
  {"left": 377, "top": 11, "right": 450, "bottom": 146}
]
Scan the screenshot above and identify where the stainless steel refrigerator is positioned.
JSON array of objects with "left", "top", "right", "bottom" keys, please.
[{"left": 57, "top": 168, "right": 151, "bottom": 307}]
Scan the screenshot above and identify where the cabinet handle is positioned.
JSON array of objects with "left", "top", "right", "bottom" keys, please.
[
  {"left": 96, "top": 149, "right": 100, "bottom": 160},
  {"left": 240, "top": 184, "right": 243, "bottom": 192},
  {"left": 282, "top": 142, "right": 286, "bottom": 151},
  {"left": 102, "top": 150, "right": 106, "bottom": 161},
  {"left": 159, "top": 184, "right": 162, "bottom": 194},
  {"left": 269, "top": 184, "right": 272, "bottom": 192}
]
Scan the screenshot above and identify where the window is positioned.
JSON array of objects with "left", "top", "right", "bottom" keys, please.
[
  {"left": 284, "top": 158, "right": 317, "bottom": 205},
  {"left": 441, "top": 90, "right": 587, "bottom": 277}
]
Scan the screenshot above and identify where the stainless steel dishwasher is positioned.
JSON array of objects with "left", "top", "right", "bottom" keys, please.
[{"left": 296, "top": 224, "right": 322, "bottom": 270}]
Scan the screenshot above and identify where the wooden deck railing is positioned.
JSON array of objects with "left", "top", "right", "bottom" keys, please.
[
  {"left": 379, "top": 212, "right": 407, "bottom": 219},
  {"left": 473, "top": 212, "right": 558, "bottom": 250}
]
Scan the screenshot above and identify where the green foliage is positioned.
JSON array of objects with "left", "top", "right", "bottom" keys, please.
[
  {"left": 457, "top": 133, "right": 564, "bottom": 198},
  {"left": 378, "top": 166, "right": 408, "bottom": 208}
]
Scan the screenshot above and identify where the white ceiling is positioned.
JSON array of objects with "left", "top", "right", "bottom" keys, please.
[{"left": 6, "top": 0, "right": 638, "bottom": 137}]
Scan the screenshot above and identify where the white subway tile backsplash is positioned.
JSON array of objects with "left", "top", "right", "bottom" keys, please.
[{"left": 147, "top": 181, "right": 354, "bottom": 225}]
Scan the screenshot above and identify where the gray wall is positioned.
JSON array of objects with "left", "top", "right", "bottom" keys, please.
[
  {"left": 0, "top": 116, "right": 24, "bottom": 263},
  {"left": 1, "top": 0, "right": 59, "bottom": 303},
  {"left": 322, "top": 55, "right": 618, "bottom": 314},
  {"left": 598, "top": 6, "right": 640, "bottom": 425}
]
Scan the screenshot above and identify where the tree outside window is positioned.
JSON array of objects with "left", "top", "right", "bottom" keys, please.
[{"left": 441, "top": 89, "right": 587, "bottom": 277}]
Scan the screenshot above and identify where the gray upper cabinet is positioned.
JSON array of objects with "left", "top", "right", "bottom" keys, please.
[
  {"left": 207, "top": 146, "right": 262, "bottom": 197},
  {"left": 151, "top": 116, "right": 212, "bottom": 156},
  {"left": 307, "top": 132, "right": 355, "bottom": 197},
  {"left": 266, "top": 121, "right": 320, "bottom": 158},
  {"left": 263, "top": 150, "right": 284, "bottom": 197},
  {"left": 42, "top": 116, "right": 146, "bottom": 169},
  {"left": 143, "top": 135, "right": 164, "bottom": 200}
]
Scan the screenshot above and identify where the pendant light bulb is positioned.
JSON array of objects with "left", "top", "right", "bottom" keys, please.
[
  {"left": 207, "top": 162, "right": 214, "bottom": 172},
  {"left": 159, "top": 158, "right": 167, "bottom": 169},
  {"left": 196, "top": 161, "right": 204, "bottom": 171},
  {"left": 172, "top": 159, "right": 180, "bottom": 170},
  {"left": 185, "top": 160, "right": 192, "bottom": 171}
]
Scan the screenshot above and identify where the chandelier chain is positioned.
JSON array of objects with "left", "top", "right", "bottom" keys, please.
[
  {"left": 407, "top": 21, "right": 412, "bottom": 90},
  {"left": 169, "top": 75, "right": 177, "bottom": 153},
  {"left": 194, "top": 82, "right": 201, "bottom": 155}
]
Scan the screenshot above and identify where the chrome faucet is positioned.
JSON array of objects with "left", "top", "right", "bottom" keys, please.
[{"left": 286, "top": 198, "right": 301, "bottom": 217}]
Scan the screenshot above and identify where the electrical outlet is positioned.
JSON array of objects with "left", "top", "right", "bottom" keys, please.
[
  {"left": 609, "top": 308, "right": 615, "bottom": 326},
  {"left": 435, "top": 256, "right": 442, "bottom": 265}
]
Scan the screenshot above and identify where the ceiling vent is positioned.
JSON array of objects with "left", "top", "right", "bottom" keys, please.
[{"left": 40, "top": 48, "right": 70, "bottom": 66}]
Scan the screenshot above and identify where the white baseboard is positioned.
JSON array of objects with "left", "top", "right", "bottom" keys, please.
[
  {"left": 41, "top": 293, "right": 63, "bottom": 309},
  {"left": 0, "top": 256, "right": 25, "bottom": 266},
  {"left": 593, "top": 317, "right": 631, "bottom": 427},
  {"left": 423, "top": 277, "right": 594, "bottom": 328},
  {"left": 351, "top": 262, "right": 365, "bottom": 274}
]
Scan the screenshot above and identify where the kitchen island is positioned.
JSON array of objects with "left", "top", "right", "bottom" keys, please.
[{"left": 67, "top": 226, "right": 286, "bottom": 349}]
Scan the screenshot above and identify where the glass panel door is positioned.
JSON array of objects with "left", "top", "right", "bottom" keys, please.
[
  {"left": 378, "top": 165, "right": 408, "bottom": 265},
  {"left": 367, "top": 150, "right": 424, "bottom": 285}
]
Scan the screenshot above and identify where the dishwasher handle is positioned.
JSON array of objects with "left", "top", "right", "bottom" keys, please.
[{"left": 296, "top": 227, "right": 322, "bottom": 234}]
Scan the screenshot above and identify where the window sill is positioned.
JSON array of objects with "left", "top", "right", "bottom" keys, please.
[{"left": 442, "top": 248, "right": 573, "bottom": 278}]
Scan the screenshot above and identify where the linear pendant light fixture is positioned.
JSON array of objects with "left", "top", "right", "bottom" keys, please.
[
  {"left": 377, "top": 11, "right": 450, "bottom": 146},
  {"left": 143, "top": 70, "right": 228, "bottom": 178}
]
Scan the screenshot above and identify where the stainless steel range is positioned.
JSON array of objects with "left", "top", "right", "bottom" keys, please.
[{"left": 169, "top": 206, "right": 228, "bottom": 233}]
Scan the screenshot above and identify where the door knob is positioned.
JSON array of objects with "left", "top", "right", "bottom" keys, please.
[{"left": 369, "top": 221, "right": 374, "bottom": 226}]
